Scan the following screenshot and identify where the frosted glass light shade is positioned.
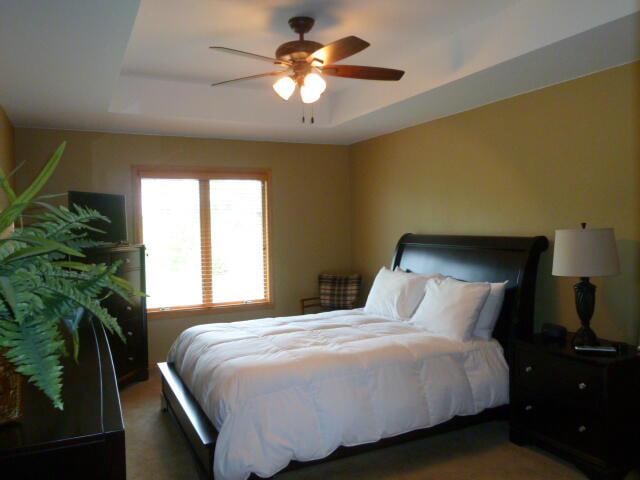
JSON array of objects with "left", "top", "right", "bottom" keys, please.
[
  {"left": 552, "top": 227, "right": 620, "bottom": 277},
  {"left": 300, "top": 72, "right": 326, "bottom": 104},
  {"left": 304, "top": 72, "right": 326, "bottom": 94},
  {"left": 300, "top": 84, "right": 321, "bottom": 104},
  {"left": 272, "top": 76, "right": 295, "bottom": 100}
]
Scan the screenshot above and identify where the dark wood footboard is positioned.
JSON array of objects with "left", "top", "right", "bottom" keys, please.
[
  {"left": 159, "top": 361, "right": 508, "bottom": 480},
  {"left": 159, "top": 362, "right": 217, "bottom": 479}
]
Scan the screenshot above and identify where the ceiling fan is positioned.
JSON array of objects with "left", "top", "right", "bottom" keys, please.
[{"left": 210, "top": 16, "right": 405, "bottom": 105}]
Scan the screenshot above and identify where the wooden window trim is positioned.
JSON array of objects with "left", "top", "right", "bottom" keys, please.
[
  {"left": 132, "top": 166, "right": 274, "bottom": 319},
  {"left": 147, "top": 300, "right": 274, "bottom": 319}
]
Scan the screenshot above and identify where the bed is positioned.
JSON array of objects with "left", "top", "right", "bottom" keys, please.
[{"left": 158, "top": 233, "right": 548, "bottom": 480}]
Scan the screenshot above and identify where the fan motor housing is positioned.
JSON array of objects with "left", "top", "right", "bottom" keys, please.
[
  {"left": 275, "top": 40, "right": 323, "bottom": 62},
  {"left": 288, "top": 16, "right": 315, "bottom": 35}
]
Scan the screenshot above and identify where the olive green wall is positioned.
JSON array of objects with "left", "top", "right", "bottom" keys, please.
[
  {"left": 14, "top": 61, "right": 640, "bottom": 362},
  {"left": 350, "top": 62, "right": 640, "bottom": 344},
  {"left": 14, "top": 130, "right": 352, "bottom": 363},
  {"left": 0, "top": 105, "right": 14, "bottom": 207}
]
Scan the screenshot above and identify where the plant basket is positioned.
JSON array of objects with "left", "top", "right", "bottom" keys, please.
[{"left": 0, "top": 351, "right": 23, "bottom": 425}]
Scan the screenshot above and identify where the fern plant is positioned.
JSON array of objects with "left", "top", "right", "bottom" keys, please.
[{"left": 0, "top": 142, "right": 142, "bottom": 409}]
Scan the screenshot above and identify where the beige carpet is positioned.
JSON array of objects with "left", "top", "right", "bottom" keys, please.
[{"left": 120, "top": 373, "right": 634, "bottom": 480}]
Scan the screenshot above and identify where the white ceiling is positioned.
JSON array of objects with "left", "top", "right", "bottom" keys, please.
[{"left": 1, "top": 0, "right": 639, "bottom": 145}]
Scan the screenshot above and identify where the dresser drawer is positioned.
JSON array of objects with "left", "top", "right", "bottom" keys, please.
[
  {"left": 122, "top": 347, "right": 140, "bottom": 369},
  {"left": 120, "top": 321, "right": 139, "bottom": 342},
  {"left": 512, "top": 390, "right": 606, "bottom": 460},
  {"left": 112, "top": 250, "right": 141, "bottom": 272},
  {"left": 103, "top": 291, "right": 142, "bottom": 321},
  {"left": 515, "top": 347, "right": 604, "bottom": 410},
  {"left": 114, "top": 310, "right": 143, "bottom": 349},
  {"left": 114, "top": 267, "right": 142, "bottom": 293},
  {"left": 107, "top": 329, "right": 142, "bottom": 375},
  {"left": 112, "top": 300, "right": 141, "bottom": 323}
]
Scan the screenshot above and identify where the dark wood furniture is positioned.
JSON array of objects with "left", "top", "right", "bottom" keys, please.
[
  {"left": 0, "top": 317, "right": 125, "bottom": 480},
  {"left": 159, "top": 233, "right": 548, "bottom": 479},
  {"left": 85, "top": 244, "right": 148, "bottom": 388},
  {"left": 510, "top": 334, "right": 640, "bottom": 480}
]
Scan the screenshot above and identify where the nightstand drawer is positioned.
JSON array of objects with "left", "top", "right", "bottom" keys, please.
[
  {"left": 512, "top": 391, "right": 605, "bottom": 459},
  {"left": 515, "top": 347, "right": 604, "bottom": 410}
]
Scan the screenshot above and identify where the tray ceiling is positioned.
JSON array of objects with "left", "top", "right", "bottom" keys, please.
[{"left": 1, "top": 0, "right": 639, "bottom": 144}]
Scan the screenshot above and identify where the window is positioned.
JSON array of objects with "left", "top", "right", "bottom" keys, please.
[{"left": 134, "top": 167, "right": 271, "bottom": 316}]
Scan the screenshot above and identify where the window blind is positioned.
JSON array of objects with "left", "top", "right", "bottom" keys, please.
[{"left": 138, "top": 170, "right": 270, "bottom": 313}]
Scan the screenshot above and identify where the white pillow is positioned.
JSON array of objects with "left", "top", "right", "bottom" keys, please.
[
  {"left": 473, "top": 281, "right": 508, "bottom": 340},
  {"left": 410, "top": 277, "right": 490, "bottom": 341},
  {"left": 364, "top": 267, "right": 441, "bottom": 320}
]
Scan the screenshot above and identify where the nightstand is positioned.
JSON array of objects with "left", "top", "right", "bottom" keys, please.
[{"left": 510, "top": 334, "right": 640, "bottom": 480}]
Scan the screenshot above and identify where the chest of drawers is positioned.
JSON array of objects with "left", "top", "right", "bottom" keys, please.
[
  {"left": 84, "top": 244, "right": 148, "bottom": 388},
  {"left": 510, "top": 335, "right": 640, "bottom": 480}
]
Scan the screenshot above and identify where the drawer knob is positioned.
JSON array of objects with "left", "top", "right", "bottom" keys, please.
[
  {"left": 524, "top": 405, "right": 533, "bottom": 412},
  {"left": 578, "top": 425, "right": 587, "bottom": 433},
  {"left": 125, "top": 258, "right": 131, "bottom": 264},
  {"left": 128, "top": 356, "right": 134, "bottom": 362},
  {"left": 578, "top": 382, "right": 587, "bottom": 390},
  {"left": 127, "top": 331, "right": 133, "bottom": 337},
  {"left": 126, "top": 305, "right": 132, "bottom": 311},
  {"left": 525, "top": 366, "right": 533, "bottom": 373}
]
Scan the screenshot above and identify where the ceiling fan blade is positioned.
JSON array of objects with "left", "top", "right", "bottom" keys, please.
[
  {"left": 321, "top": 65, "right": 404, "bottom": 81},
  {"left": 211, "top": 71, "right": 287, "bottom": 87},
  {"left": 210, "top": 46, "right": 291, "bottom": 66},
  {"left": 307, "top": 36, "right": 369, "bottom": 65}
]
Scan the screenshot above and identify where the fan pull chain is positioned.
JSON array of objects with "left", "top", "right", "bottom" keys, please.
[{"left": 300, "top": 104, "right": 317, "bottom": 125}]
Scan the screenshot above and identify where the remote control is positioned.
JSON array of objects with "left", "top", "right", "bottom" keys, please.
[{"left": 574, "top": 344, "right": 618, "bottom": 355}]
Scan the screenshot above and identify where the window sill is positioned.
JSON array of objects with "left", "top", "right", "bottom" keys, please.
[{"left": 147, "top": 301, "right": 274, "bottom": 320}]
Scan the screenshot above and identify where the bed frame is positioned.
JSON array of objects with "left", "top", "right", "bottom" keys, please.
[{"left": 158, "top": 233, "right": 548, "bottom": 479}]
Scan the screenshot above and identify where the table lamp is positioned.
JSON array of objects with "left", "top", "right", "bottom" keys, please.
[{"left": 552, "top": 223, "right": 620, "bottom": 346}]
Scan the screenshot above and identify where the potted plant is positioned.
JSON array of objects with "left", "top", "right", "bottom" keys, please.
[{"left": 0, "top": 142, "right": 142, "bottom": 420}]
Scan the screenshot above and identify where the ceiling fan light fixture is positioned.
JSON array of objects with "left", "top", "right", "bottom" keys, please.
[
  {"left": 300, "top": 72, "right": 326, "bottom": 103},
  {"left": 300, "top": 84, "right": 321, "bottom": 104},
  {"left": 211, "top": 17, "right": 405, "bottom": 105},
  {"left": 273, "top": 76, "right": 296, "bottom": 100},
  {"left": 304, "top": 72, "right": 326, "bottom": 95}
]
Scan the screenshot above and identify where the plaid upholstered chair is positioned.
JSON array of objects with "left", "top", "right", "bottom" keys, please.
[{"left": 300, "top": 273, "right": 362, "bottom": 314}]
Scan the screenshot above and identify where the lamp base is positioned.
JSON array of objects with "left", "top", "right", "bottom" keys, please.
[
  {"left": 573, "top": 325, "right": 598, "bottom": 347},
  {"left": 573, "top": 277, "right": 597, "bottom": 346}
]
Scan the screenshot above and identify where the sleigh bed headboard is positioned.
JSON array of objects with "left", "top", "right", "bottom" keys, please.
[{"left": 391, "top": 233, "right": 548, "bottom": 351}]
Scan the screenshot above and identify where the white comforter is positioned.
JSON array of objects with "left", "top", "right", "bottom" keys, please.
[{"left": 168, "top": 309, "right": 509, "bottom": 480}]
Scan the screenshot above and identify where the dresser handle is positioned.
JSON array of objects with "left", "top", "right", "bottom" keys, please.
[
  {"left": 525, "top": 366, "right": 533, "bottom": 373},
  {"left": 525, "top": 405, "right": 533, "bottom": 412},
  {"left": 578, "top": 425, "right": 587, "bottom": 433},
  {"left": 126, "top": 305, "right": 132, "bottom": 311},
  {"left": 578, "top": 382, "right": 587, "bottom": 390},
  {"left": 128, "top": 356, "right": 134, "bottom": 362},
  {"left": 125, "top": 258, "right": 131, "bottom": 264},
  {"left": 127, "top": 331, "right": 133, "bottom": 337}
]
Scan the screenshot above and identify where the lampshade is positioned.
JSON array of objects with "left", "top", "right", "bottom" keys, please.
[
  {"left": 304, "top": 72, "right": 326, "bottom": 95},
  {"left": 552, "top": 227, "right": 620, "bottom": 277},
  {"left": 300, "top": 72, "right": 326, "bottom": 104},
  {"left": 300, "top": 84, "right": 321, "bottom": 104},
  {"left": 272, "top": 76, "right": 296, "bottom": 101}
]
